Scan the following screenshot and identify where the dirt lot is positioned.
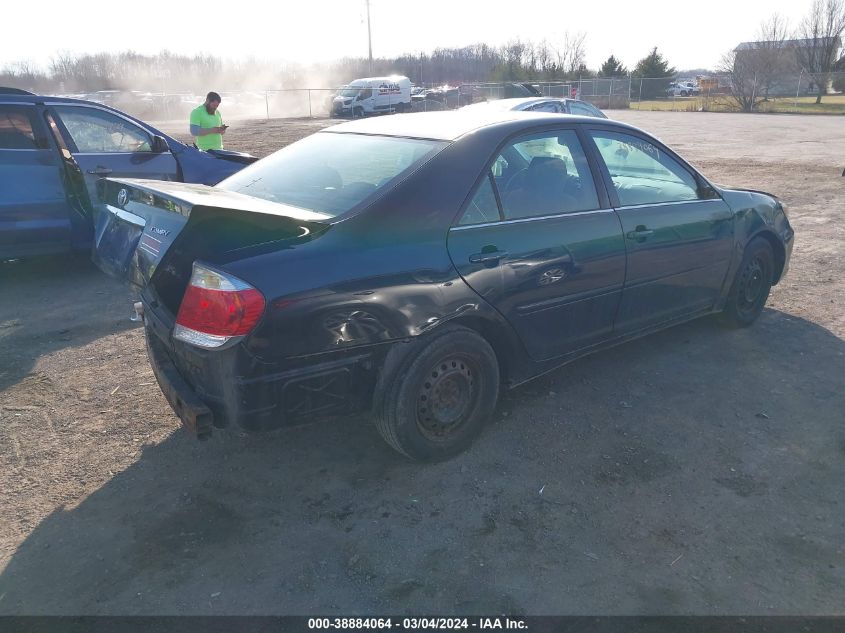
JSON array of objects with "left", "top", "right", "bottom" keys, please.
[{"left": 1, "top": 112, "right": 843, "bottom": 615}]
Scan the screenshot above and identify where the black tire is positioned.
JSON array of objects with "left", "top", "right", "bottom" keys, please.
[
  {"left": 352, "top": 106, "right": 364, "bottom": 119},
  {"left": 373, "top": 326, "right": 500, "bottom": 461},
  {"left": 718, "top": 237, "right": 774, "bottom": 328}
]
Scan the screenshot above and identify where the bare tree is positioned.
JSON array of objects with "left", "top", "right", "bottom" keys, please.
[
  {"left": 796, "top": 0, "right": 845, "bottom": 103},
  {"left": 718, "top": 48, "right": 765, "bottom": 112},
  {"left": 555, "top": 32, "right": 587, "bottom": 76},
  {"left": 49, "top": 51, "right": 77, "bottom": 90},
  {"left": 755, "top": 14, "right": 793, "bottom": 99}
]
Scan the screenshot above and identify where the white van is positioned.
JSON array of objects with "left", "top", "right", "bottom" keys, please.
[{"left": 331, "top": 76, "right": 412, "bottom": 118}]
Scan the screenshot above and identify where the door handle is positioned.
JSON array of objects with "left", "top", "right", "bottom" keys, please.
[
  {"left": 469, "top": 250, "right": 508, "bottom": 264},
  {"left": 87, "top": 167, "right": 113, "bottom": 176},
  {"left": 626, "top": 226, "right": 654, "bottom": 241}
]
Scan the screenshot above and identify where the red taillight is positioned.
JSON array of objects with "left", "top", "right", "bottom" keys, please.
[{"left": 173, "top": 263, "right": 265, "bottom": 348}]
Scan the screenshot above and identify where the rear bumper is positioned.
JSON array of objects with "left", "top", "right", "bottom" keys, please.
[
  {"left": 142, "top": 295, "right": 385, "bottom": 438},
  {"left": 145, "top": 328, "right": 214, "bottom": 439}
]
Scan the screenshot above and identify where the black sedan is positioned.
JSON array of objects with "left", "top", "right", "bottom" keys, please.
[{"left": 96, "top": 110, "right": 794, "bottom": 460}]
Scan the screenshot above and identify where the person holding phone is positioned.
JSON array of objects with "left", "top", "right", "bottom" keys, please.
[{"left": 189, "top": 91, "right": 227, "bottom": 151}]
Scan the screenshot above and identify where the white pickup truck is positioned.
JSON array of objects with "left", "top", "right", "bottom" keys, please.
[{"left": 666, "top": 81, "right": 700, "bottom": 97}]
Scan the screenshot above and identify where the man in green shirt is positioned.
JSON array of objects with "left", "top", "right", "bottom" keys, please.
[{"left": 189, "top": 91, "right": 227, "bottom": 151}]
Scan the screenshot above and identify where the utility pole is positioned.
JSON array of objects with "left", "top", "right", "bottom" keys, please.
[{"left": 366, "top": 0, "right": 373, "bottom": 75}]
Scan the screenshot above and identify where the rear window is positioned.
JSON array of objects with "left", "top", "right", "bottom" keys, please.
[{"left": 218, "top": 132, "right": 447, "bottom": 217}]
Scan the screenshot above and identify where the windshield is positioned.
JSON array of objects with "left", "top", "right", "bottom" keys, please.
[
  {"left": 339, "top": 86, "right": 362, "bottom": 97},
  {"left": 217, "top": 132, "right": 447, "bottom": 218}
]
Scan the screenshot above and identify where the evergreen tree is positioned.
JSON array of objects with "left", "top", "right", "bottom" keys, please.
[
  {"left": 633, "top": 48, "right": 676, "bottom": 98},
  {"left": 598, "top": 55, "right": 627, "bottom": 77}
]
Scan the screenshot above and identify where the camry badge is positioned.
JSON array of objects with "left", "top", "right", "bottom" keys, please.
[
  {"left": 150, "top": 227, "right": 170, "bottom": 237},
  {"left": 116, "top": 188, "right": 129, "bottom": 207}
]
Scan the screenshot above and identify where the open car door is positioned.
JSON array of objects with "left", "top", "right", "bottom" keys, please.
[{"left": 48, "top": 104, "right": 179, "bottom": 209}]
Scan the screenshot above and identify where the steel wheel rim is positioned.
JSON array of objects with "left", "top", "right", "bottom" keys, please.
[
  {"left": 737, "top": 256, "right": 767, "bottom": 316},
  {"left": 416, "top": 355, "right": 477, "bottom": 441}
]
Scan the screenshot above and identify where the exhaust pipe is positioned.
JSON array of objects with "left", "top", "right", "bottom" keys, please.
[{"left": 130, "top": 301, "right": 144, "bottom": 322}]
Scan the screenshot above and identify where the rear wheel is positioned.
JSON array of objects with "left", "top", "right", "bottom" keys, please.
[
  {"left": 718, "top": 237, "right": 774, "bottom": 328},
  {"left": 373, "top": 326, "right": 499, "bottom": 461}
]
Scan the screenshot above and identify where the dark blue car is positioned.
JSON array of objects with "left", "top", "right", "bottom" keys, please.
[
  {"left": 0, "top": 89, "right": 255, "bottom": 260},
  {"left": 96, "top": 110, "right": 794, "bottom": 460}
]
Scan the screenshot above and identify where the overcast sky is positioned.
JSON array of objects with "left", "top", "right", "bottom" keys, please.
[{"left": 1, "top": 0, "right": 816, "bottom": 73}]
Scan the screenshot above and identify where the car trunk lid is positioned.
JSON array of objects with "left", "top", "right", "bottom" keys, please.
[{"left": 93, "top": 178, "right": 331, "bottom": 292}]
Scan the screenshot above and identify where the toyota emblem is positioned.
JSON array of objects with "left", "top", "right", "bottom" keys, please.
[{"left": 117, "top": 188, "right": 129, "bottom": 207}]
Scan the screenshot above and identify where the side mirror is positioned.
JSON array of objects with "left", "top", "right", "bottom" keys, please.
[{"left": 151, "top": 135, "right": 169, "bottom": 153}]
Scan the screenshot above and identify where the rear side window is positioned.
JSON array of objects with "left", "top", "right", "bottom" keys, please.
[
  {"left": 53, "top": 106, "right": 152, "bottom": 153},
  {"left": 498, "top": 130, "right": 600, "bottom": 219},
  {"left": 0, "top": 105, "right": 45, "bottom": 150},
  {"left": 590, "top": 130, "right": 699, "bottom": 206},
  {"left": 219, "top": 132, "right": 447, "bottom": 217},
  {"left": 528, "top": 101, "right": 562, "bottom": 113},
  {"left": 456, "top": 130, "right": 600, "bottom": 225},
  {"left": 459, "top": 174, "right": 501, "bottom": 225},
  {"left": 570, "top": 101, "right": 604, "bottom": 118}
]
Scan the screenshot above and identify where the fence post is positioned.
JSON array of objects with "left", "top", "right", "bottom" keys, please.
[
  {"left": 751, "top": 73, "right": 757, "bottom": 112},
  {"left": 639, "top": 77, "right": 644, "bottom": 106},
  {"left": 578, "top": 75, "right": 582, "bottom": 99},
  {"left": 308, "top": 89, "right": 312, "bottom": 118},
  {"left": 795, "top": 69, "right": 803, "bottom": 106},
  {"left": 265, "top": 91, "right": 269, "bottom": 120}
]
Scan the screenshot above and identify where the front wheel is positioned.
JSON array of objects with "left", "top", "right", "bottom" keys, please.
[
  {"left": 718, "top": 237, "right": 774, "bottom": 328},
  {"left": 352, "top": 106, "right": 364, "bottom": 119},
  {"left": 373, "top": 326, "right": 500, "bottom": 461}
]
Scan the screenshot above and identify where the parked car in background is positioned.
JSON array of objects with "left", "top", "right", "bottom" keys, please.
[
  {"left": 0, "top": 89, "right": 256, "bottom": 260},
  {"left": 95, "top": 110, "right": 793, "bottom": 460},
  {"left": 461, "top": 96, "right": 607, "bottom": 118},
  {"left": 666, "top": 81, "right": 700, "bottom": 97}
]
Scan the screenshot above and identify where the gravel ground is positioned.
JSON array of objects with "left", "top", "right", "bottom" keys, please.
[{"left": 0, "top": 111, "right": 843, "bottom": 615}]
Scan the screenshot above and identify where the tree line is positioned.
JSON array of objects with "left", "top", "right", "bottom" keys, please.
[{"left": 0, "top": 38, "right": 677, "bottom": 95}]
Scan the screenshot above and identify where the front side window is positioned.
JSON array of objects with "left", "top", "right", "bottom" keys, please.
[
  {"left": 497, "top": 130, "right": 600, "bottom": 220},
  {"left": 219, "top": 132, "right": 447, "bottom": 218},
  {"left": 0, "top": 105, "right": 45, "bottom": 150},
  {"left": 53, "top": 106, "right": 152, "bottom": 153},
  {"left": 590, "top": 130, "right": 699, "bottom": 206}
]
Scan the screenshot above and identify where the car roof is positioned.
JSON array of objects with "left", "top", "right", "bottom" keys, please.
[
  {"left": 461, "top": 97, "right": 570, "bottom": 112},
  {"left": 0, "top": 93, "right": 115, "bottom": 106},
  {"left": 322, "top": 109, "right": 632, "bottom": 142}
]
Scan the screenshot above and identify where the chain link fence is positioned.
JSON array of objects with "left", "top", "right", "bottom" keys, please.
[
  {"left": 62, "top": 71, "right": 845, "bottom": 122},
  {"left": 628, "top": 72, "right": 845, "bottom": 113}
]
